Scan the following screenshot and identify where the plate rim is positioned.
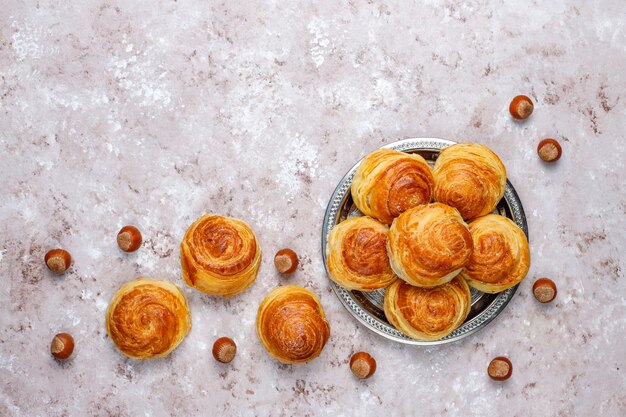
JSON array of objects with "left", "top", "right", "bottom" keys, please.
[{"left": 321, "top": 137, "right": 528, "bottom": 345}]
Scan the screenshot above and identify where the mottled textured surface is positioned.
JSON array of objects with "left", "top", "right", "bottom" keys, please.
[{"left": 1, "top": 1, "right": 625, "bottom": 416}]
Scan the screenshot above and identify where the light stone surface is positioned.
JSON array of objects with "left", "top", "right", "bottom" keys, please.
[{"left": 1, "top": 1, "right": 625, "bottom": 416}]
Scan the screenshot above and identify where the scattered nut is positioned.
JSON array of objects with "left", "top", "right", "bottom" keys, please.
[
  {"left": 117, "top": 225, "right": 142, "bottom": 252},
  {"left": 51, "top": 333, "right": 75, "bottom": 360},
  {"left": 509, "top": 95, "right": 534, "bottom": 120},
  {"left": 44, "top": 249, "right": 72, "bottom": 274},
  {"left": 274, "top": 248, "right": 299, "bottom": 274},
  {"left": 533, "top": 278, "right": 557, "bottom": 303},
  {"left": 212, "top": 337, "right": 237, "bottom": 363},
  {"left": 537, "top": 139, "right": 562, "bottom": 163},
  {"left": 488, "top": 356, "right": 512, "bottom": 381},
  {"left": 350, "top": 352, "right": 376, "bottom": 379}
]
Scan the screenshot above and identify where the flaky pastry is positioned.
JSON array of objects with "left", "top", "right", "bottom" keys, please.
[
  {"left": 387, "top": 203, "right": 473, "bottom": 287},
  {"left": 351, "top": 149, "right": 434, "bottom": 224},
  {"left": 256, "top": 286, "right": 330, "bottom": 364},
  {"left": 106, "top": 278, "right": 191, "bottom": 359},
  {"left": 460, "top": 214, "right": 530, "bottom": 293},
  {"left": 384, "top": 276, "right": 471, "bottom": 340},
  {"left": 433, "top": 143, "right": 506, "bottom": 220},
  {"left": 326, "top": 216, "right": 398, "bottom": 291},
  {"left": 181, "top": 214, "right": 261, "bottom": 297}
]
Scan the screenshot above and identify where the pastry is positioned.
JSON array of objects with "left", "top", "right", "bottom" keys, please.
[
  {"left": 384, "top": 276, "right": 471, "bottom": 340},
  {"left": 326, "top": 216, "right": 398, "bottom": 291},
  {"left": 181, "top": 214, "right": 261, "bottom": 297},
  {"left": 106, "top": 278, "right": 191, "bottom": 359},
  {"left": 387, "top": 203, "right": 473, "bottom": 287},
  {"left": 460, "top": 214, "right": 530, "bottom": 293},
  {"left": 351, "top": 148, "right": 434, "bottom": 224},
  {"left": 433, "top": 143, "right": 506, "bottom": 220},
  {"left": 256, "top": 286, "right": 330, "bottom": 364}
]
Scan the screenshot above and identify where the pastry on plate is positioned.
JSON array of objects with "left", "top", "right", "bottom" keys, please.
[
  {"left": 106, "top": 278, "right": 191, "bottom": 359},
  {"left": 460, "top": 214, "right": 530, "bottom": 293},
  {"left": 384, "top": 276, "right": 471, "bottom": 341},
  {"left": 387, "top": 203, "right": 473, "bottom": 288},
  {"left": 351, "top": 148, "right": 434, "bottom": 224},
  {"left": 256, "top": 286, "right": 330, "bottom": 364},
  {"left": 181, "top": 214, "right": 261, "bottom": 297},
  {"left": 433, "top": 143, "right": 506, "bottom": 220},
  {"left": 326, "top": 216, "right": 398, "bottom": 291}
]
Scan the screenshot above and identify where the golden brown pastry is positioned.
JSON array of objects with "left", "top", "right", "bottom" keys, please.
[
  {"left": 256, "top": 286, "right": 330, "bottom": 364},
  {"left": 326, "top": 216, "right": 398, "bottom": 291},
  {"left": 387, "top": 203, "right": 473, "bottom": 288},
  {"left": 460, "top": 214, "right": 530, "bottom": 293},
  {"left": 351, "top": 149, "right": 434, "bottom": 224},
  {"left": 106, "top": 278, "right": 191, "bottom": 359},
  {"left": 384, "top": 276, "right": 471, "bottom": 340},
  {"left": 433, "top": 143, "right": 507, "bottom": 220},
  {"left": 181, "top": 214, "right": 261, "bottom": 297}
]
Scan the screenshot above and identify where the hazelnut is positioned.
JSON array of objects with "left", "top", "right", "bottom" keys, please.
[
  {"left": 51, "top": 333, "right": 74, "bottom": 360},
  {"left": 488, "top": 356, "right": 512, "bottom": 381},
  {"left": 350, "top": 352, "right": 376, "bottom": 379},
  {"left": 117, "top": 225, "right": 142, "bottom": 252},
  {"left": 509, "top": 95, "right": 534, "bottom": 120},
  {"left": 212, "top": 337, "right": 237, "bottom": 363},
  {"left": 274, "top": 248, "right": 299, "bottom": 274},
  {"left": 533, "top": 278, "right": 557, "bottom": 303},
  {"left": 537, "top": 139, "right": 562, "bottom": 163},
  {"left": 44, "top": 249, "right": 72, "bottom": 274}
]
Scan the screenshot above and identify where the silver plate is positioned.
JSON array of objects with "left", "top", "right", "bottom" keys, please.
[{"left": 321, "top": 138, "right": 529, "bottom": 345}]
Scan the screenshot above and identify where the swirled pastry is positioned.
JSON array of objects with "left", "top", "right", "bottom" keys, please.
[
  {"left": 384, "top": 276, "right": 471, "bottom": 340},
  {"left": 181, "top": 214, "right": 261, "bottom": 297},
  {"left": 326, "top": 216, "right": 398, "bottom": 291},
  {"left": 351, "top": 149, "right": 434, "bottom": 224},
  {"left": 106, "top": 278, "right": 191, "bottom": 359},
  {"left": 433, "top": 143, "right": 506, "bottom": 220},
  {"left": 460, "top": 214, "right": 530, "bottom": 293},
  {"left": 387, "top": 203, "right": 473, "bottom": 287},
  {"left": 256, "top": 286, "right": 330, "bottom": 364}
]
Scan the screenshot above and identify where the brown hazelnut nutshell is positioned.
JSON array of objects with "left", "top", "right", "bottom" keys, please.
[
  {"left": 117, "top": 225, "right": 142, "bottom": 252},
  {"left": 350, "top": 352, "right": 376, "bottom": 379},
  {"left": 212, "top": 337, "right": 237, "bottom": 363},
  {"left": 51, "top": 333, "right": 74, "bottom": 360},
  {"left": 509, "top": 95, "right": 534, "bottom": 120},
  {"left": 537, "top": 139, "right": 562, "bottom": 163},
  {"left": 274, "top": 248, "right": 299, "bottom": 274},
  {"left": 533, "top": 278, "right": 557, "bottom": 303},
  {"left": 44, "top": 249, "right": 72, "bottom": 274},
  {"left": 488, "top": 356, "right": 512, "bottom": 381}
]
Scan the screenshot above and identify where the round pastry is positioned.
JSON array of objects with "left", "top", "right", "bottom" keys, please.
[
  {"left": 106, "top": 278, "right": 191, "bottom": 359},
  {"left": 256, "top": 286, "right": 330, "bottom": 364},
  {"left": 460, "top": 214, "right": 530, "bottom": 293},
  {"left": 433, "top": 143, "right": 507, "bottom": 220},
  {"left": 326, "top": 216, "right": 398, "bottom": 291},
  {"left": 181, "top": 214, "right": 262, "bottom": 297},
  {"left": 351, "top": 148, "right": 434, "bottom": 224},
  {"left": 384, "top": 276, "right": 471, "bottom": 341},
  {"left": 387, "top": 203, "right": 473, "bottom": 288}
]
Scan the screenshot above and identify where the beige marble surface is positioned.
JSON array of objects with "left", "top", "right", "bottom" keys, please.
[{"left": 1, "top": 1, "right": 625, "bottom": 416}]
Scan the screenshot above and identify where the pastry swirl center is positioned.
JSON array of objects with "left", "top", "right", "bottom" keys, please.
[{"left": 342, "top": 227, "right": 389, "bottom": 276}]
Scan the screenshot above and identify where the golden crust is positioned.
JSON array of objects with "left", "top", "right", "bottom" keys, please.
[
  {"left": 326, "top": 216, "right": 398, "bottom": 291},
  {"left": 386, "top": 203, "right": 473, "bottom": 288},
  {"left": 256, "top": 286, "right": 330, "bottom": 364},
  {"left": 460, "top": 214, "right": 530, "bottom": 293},
  {"left": 351, "top": 149, "right": 434, "bottom": 224},
  {"left": 106, "top": 278, "right": 191, "bottom": 359},
  {"left": 181, "top": 214, "right": 261, "bottom": 297},
  {"left": 384, "top": 276, "right": 471, "bottom": 340},
  {"left": 433, "top": 143, "right": 507, "bottom": 220}
]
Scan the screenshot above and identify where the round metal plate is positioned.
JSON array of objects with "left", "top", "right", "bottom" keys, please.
[{"left": 321, "top": 138, "right": 529, "bottom": 345}]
